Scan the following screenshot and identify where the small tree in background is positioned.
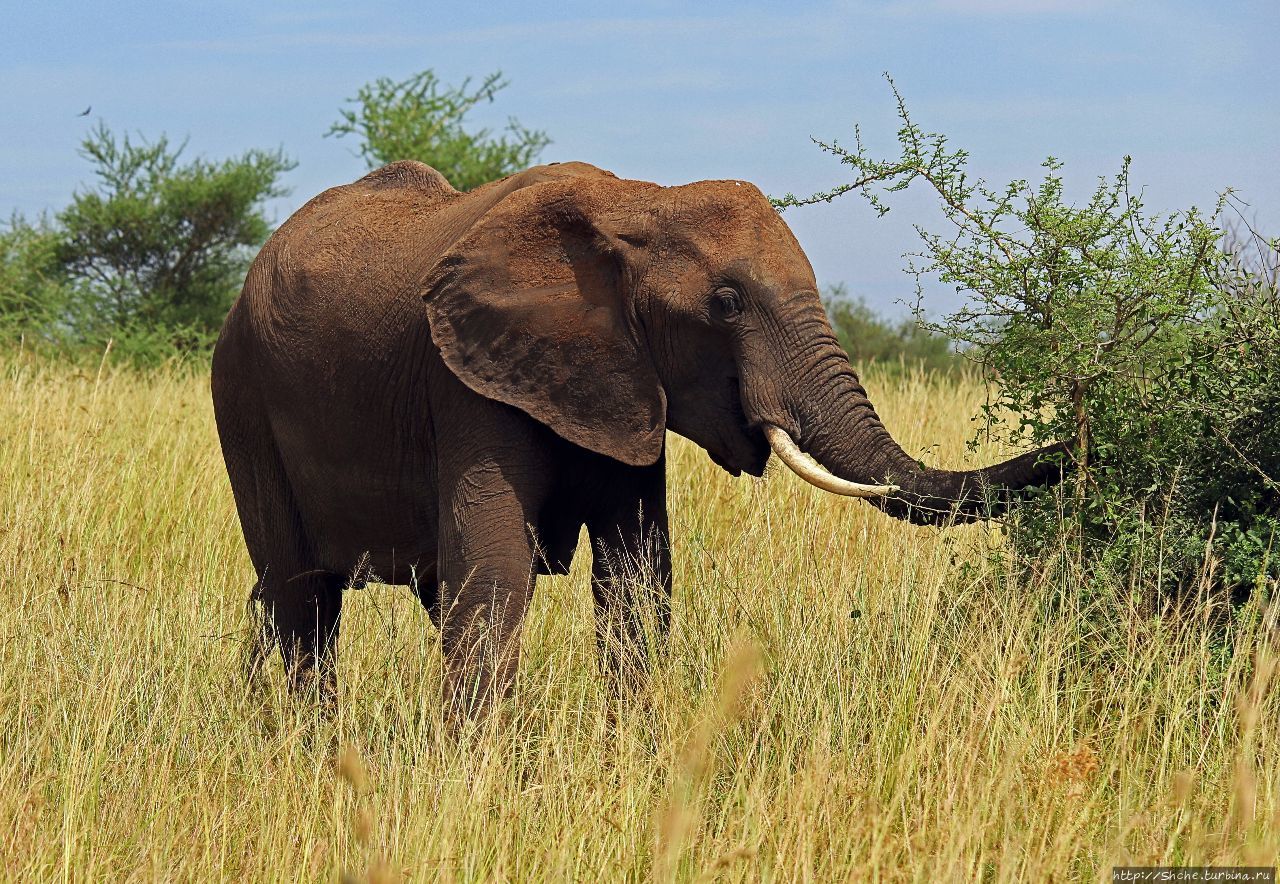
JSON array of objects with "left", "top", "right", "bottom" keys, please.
[
  {"left": 778, "top": 76, "right": 1280, "bottom": 603},
  {"left": 822, "top": 283, "right": 956, "bottom": 374},
  {"left": 326, "top": 69, "right": 550, "bottom": 191},
  {"left": 56, "top": 123, "right": 294, "bottom": 353}
]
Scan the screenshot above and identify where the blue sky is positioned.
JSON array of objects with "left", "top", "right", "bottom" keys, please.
[{"left": 3, "top": 0, "right": 1276, "bottom": 315}]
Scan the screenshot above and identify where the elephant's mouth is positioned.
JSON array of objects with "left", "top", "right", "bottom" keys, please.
[
  {"left": 744, "top": 429, "right": 771, "bottom": 476},
  {"left": 709, "top": 377, "right": 770, "bottom": 477}
]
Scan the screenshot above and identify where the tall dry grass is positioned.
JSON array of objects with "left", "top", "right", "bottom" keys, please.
[{"left": 0, "top": 350, "right": 1276, "bottom": 882}]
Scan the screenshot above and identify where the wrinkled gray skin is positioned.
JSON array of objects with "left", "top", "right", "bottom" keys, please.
[{"left": 211, "top": 160, "right": 1069, "bottom": 720}]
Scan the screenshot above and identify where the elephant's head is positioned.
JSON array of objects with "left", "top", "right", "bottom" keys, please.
[{"left": 424, "top": 163, "right": 1070, "bottom": 523}]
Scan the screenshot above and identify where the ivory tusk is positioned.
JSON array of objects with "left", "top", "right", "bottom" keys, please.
[{"left": 763, "top": 424, "right": 899, "bottom": 498}]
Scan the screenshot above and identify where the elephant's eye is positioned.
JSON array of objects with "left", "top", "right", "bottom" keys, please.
[{"left": 713, "top": 287, "right": 743, "bottom": 321}]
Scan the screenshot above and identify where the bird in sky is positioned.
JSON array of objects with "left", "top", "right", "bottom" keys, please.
[{"left": 77, "top": 106, "right": 91, "bottom": 117}]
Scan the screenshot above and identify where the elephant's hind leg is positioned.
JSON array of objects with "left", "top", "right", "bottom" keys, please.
[
  {"left": 239, "top": 477, "right": 346, "bottom": 707},
  {"left": 243, "top": 571, "right": 343, "bottom": 707},
  {"left": 261, "top": 568, "right": 346, "bottom": 707},
  {"left": 216, "top": 384, "right": 345, "bottom": 709}
]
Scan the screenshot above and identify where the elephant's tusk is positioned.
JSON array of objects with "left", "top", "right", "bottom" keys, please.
[{"left": 763, "top": 424, "right": 899, "bottom": 498}]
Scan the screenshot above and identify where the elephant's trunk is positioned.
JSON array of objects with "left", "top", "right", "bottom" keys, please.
[{"left": 758, "top": 305, "right": 1071, "bottom": 524}]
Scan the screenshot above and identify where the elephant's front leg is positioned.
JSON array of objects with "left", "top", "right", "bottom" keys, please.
[
  {"left": 586, "top": 455, "right": 672, "bottom": 697},
  {"left": 436, "top": 458, "right": 543, "bottom": 723}
]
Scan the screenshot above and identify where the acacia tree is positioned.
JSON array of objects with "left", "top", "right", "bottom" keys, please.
[
  {"left": 777, "top": 77, "right": 1280, "bottom": 597},
  {"left": 326, "top": 69, "right": 550, "bottom": 191},
  {"left": 57, "top": 123, "right": 294, "bottom": 347}
]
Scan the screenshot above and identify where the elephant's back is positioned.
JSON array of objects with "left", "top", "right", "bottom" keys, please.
[
  {"left": 251, "top": 168, "right": 457, "bottom": 331},
  {"left": 236, "top": 159, "right": 622, "bottom": 365}
]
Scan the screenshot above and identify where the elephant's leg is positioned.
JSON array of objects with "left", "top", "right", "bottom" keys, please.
[
  {"left": 429, "top": 365, "right": 553, "bottom": 724},
  {"left": 436, "top": 495, "right": 538, "bottom": 721},
  {"left": 244, "top": 529, "right": 345, "bottom": 707},
  {"left": 437, "top": 555, "right": 536, "bottom": 723},
  {"left": 586, "top": 454, "right": 673, "bottom": 696},
  {"left": 259, "top": 570, "right": 345, "bottom": 707},
  {"left": 435, "top": 453, "right": 547, "bottom": 723},
  {"left": 217, "top": 391, "right": 343, "bottom": 707}
]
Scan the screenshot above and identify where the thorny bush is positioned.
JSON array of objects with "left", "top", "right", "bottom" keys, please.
[{"left": 777, "top": 76, "right": 1280, "bottom": 604}]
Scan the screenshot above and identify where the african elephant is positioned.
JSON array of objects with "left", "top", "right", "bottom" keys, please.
[{"left": 211, "top": 160, "right": 1069, "bottom": 718}]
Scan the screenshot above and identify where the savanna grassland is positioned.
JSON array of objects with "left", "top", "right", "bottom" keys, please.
[{"left": 1, "top": 352, "right": 1277, "bottom": 882}]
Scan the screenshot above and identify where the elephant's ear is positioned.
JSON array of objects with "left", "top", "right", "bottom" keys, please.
[{"left": 422, "top": 180, "right": 666, "bottom": 467}]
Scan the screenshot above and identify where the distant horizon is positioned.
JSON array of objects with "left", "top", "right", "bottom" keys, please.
[{"left": 4, "top": 0, "right": 1276, "bottom": 317}]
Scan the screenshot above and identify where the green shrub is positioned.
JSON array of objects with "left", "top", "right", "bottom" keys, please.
[
  {"left": 780, "top": 77, "right": 1280, "bottom": 602},
  {"left": 326, "top": 69, "right": 550, "bottom": 191},
  {"left": 0, "top": 124, "right": 294, "bottom": 364},
  {"left": 822, "top": 283, "right": 957, "bottom": 374},
  {"left": 0, "top": 214, "right": 77, "bottom": 342}
]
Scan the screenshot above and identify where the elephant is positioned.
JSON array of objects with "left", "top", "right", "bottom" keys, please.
[{"left": 211, "top": 159, "right": 1070, "bottom": 718}]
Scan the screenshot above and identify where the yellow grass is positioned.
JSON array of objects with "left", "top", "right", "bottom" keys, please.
[{"left": 1, "top": 351, "right": 1277, "bottom": 882}]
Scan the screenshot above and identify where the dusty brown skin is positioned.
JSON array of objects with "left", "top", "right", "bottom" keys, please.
[{"left": 211, "top": 160, "right": 1069, "bottom": 717}]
